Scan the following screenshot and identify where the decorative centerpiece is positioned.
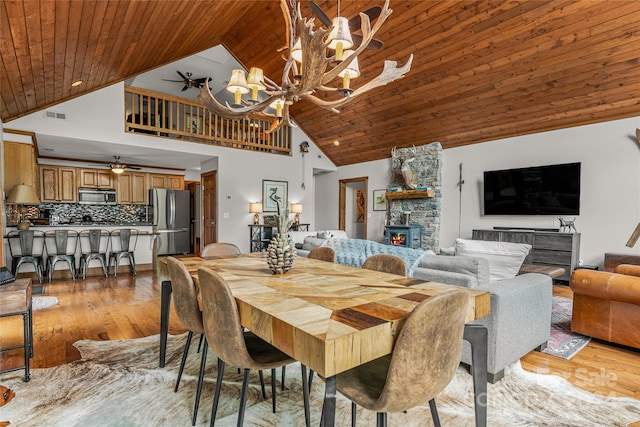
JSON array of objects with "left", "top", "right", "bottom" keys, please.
[{"left": 266, "top": 193, "right": 297, "bottom": 274}]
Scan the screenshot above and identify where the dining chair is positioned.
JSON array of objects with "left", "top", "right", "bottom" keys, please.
[
  {"left": 198, "top": 266, "right": 311, "bottom": 427},
  {"left": 78, "top": 229, "right": 110, "bottom": 279},
  {"left": 201, "top": 242, "right": 241, "bottom": 257},
  {"left": 108, "top": 229, "right": 139, "bottom": 277},
  {"left": 7, "top": 230, "right": 46, "bottom": 284},
  {"left": 362, "top": 254, "right": 406, "bottom": 276},
  {"left": 307, "top": 247, "right": 336, "bottom": 263},
  {"left": 44, "top": 229, "right": 79, "bottom": 282},
  {"left": 201, "top": 242, "right": 291, "bottom": 394},
  {"left": 166, "top": 257, "right": 208, "bottom": 426},
  {"left": 336, "top": 290, "right": 469, "bottom": 427}
]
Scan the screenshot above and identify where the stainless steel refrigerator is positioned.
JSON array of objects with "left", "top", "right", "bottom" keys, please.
[{"left": 150, "top": 189, "right": 191, "bottom": 255}]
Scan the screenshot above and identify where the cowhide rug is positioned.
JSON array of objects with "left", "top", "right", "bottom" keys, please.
[{"left": 1, "top": 333, "right": 639, "bottom": 426}]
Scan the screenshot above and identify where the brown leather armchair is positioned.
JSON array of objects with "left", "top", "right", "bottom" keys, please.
[{"left": 570, "top": 264, "right": 640, "bottom": 349}]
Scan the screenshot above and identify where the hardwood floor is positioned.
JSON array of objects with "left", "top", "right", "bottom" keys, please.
[{"left": 1, "top": 272, "right": 639, "bottom": 401}]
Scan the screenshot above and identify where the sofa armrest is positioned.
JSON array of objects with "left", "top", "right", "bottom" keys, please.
[
  {"left": 615, "top": 264, "right": 640, "bottom": 277},
  {"left": 570, "top": 269, "right": 640, "bottom": 305},
  {"left": 415, "top": 254, "right": 490, "bottom": 288},
  {"left": 469, "top": 272, "right": 553, "bottom": 373}
]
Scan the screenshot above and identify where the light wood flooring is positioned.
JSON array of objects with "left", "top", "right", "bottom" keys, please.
[{"left": 1, "top": 271, "right": 639, "bottom": 400}]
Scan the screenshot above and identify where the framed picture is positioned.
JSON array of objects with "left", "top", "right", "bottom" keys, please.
[
  {"left": 373, "top": 189, "right": 387, "bottom": 211},
  {"left": 262, "top": 179, "right": 288, "bottom": 212}
]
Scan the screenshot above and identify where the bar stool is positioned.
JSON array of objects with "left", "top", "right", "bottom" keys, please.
[
  {"left": 44, "top": 230, "right": 79, "bottom": 282},
  {"left": 78, "top": 229, "right": 110, "bottom": 280},
  {"left": 0, "top": 279, "right": 34, "bottom": 382},
  {"left": 109, "top": 229, "right": 139, "bottom": 277},
  {"left": 7, "top": 230, "right": 46, "bottom": 284}
]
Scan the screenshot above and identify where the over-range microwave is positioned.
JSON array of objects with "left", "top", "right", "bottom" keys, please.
[{"left": 78, "top": 187, "right": 117, "bottom": 205}]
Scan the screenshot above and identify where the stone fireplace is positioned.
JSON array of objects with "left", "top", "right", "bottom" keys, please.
[{"left": 388, "top": 142, "right": 442, "bottom": 251}]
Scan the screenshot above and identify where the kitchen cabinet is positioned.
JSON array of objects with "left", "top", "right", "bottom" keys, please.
[
  {"left": 78, "top": 168, "right": 114, "bottom": 188},
  {"left": 3, "top": 141, "right": 37, "bottom": 194},
  {"left": 117, "top": 172, "right": 148, "bottom": 204},
  {"left": 149, "top": 174, "right": 184, "bottom": 190},
  {"left": 39, "top": 166, "right": 77, "bottom": 203}
]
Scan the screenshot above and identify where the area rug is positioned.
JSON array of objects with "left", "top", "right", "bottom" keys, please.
[
  {"left": 542, "top": 295, "right": 591, "bottom": 359},
  {"left": 1, "top": 333, "right": 638, "bottom": 426},
  {"left": 31, "top": 296, "right": 59, "bottom": 311}
]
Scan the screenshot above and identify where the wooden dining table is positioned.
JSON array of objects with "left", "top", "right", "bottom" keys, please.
[{"left": 159, "top": 253, "right": 491, "bottom": 426}]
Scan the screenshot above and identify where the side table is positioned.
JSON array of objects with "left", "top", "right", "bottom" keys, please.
[{"left": 0, "top": 278, "right": 33, "bottom": 382}]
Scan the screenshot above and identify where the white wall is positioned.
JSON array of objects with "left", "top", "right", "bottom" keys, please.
[
  {"left": 315, "top": 158, "right": 392, "bottom": 243},
  {"left": 3, "top": 82, "right": 337, "bottom": 253},
  {"left": 317, "top": 116, "right": 640, "bottom": 267}
]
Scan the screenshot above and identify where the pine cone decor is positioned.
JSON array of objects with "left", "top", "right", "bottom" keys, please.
[
  {"left": 266, "top": 233, "right": 297, "bottom": 274},
  {"left": 266, "top": 198, "right": 297, "bottom": 274}
]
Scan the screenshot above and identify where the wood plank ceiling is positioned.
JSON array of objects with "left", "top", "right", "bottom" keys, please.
[{"left": 2, "top": 0, "right": 639, "bottom": 167}]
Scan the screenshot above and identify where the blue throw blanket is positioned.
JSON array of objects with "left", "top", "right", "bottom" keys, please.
[{"left": 326, "top": 238, "right": 432, "bottom": 277}]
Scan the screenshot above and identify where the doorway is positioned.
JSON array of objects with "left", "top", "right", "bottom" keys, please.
[
  {"left": 201, "top": 170, "right": 217, "bottom": 249},
  {"left": 339, "top": 177, "right": 368, "bottom": 239}
]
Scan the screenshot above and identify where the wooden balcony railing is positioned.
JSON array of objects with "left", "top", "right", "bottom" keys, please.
[{"left": 124, "top": 86, "right": 291, "bottom": 155}]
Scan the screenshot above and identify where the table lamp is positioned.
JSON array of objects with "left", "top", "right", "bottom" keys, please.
[
  {"left": 249, "top": 202, "right": 263, "bottom": 225},
  {"left": 290, "top": 203, "right": 303, "bottom": 224},
  {"left": 7, "top": 184, "right": 41, "bottom": 230}
]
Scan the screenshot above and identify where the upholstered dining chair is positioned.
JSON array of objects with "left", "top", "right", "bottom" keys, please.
[
  {"left": 336, "top": 290, "right": 469, "bottom": 427},
  {"left": 362, "top": 254, "right": 407, "bottom": 276},
  {"left": 307, "top": 247, "right": 336, "bottom": 263},
  {"left": 166, "top": 257, "right": 208, "bottom": 426},
  {"left": 201, "top": 242, "right": 241, "bottom": 257},
  {"left": 198, "top": 266, "right": 311, "bottom": 427}
]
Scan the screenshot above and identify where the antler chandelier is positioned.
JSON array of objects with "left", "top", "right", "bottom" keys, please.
[{"left": 198, "top": 0, "right": 413, "bottom": 133}]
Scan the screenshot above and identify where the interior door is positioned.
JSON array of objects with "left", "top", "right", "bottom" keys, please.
[
  {"left": 201, "top": 170, "right": 217, "bottom": 248},
  {"left": 339, "top": 177, "right": 368, "bottom": 239}
]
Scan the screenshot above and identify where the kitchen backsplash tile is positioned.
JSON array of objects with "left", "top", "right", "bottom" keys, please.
[{"left": 9, "top": 203, "right": 149, "bottom": 225}]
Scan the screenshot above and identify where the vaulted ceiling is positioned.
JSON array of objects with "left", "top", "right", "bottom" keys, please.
[{"left": 2, "top": 1, "right": 639, "bottom": 166}]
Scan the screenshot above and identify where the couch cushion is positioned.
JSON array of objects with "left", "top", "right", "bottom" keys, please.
[
  {"left": 288, "top": 230, "right": 317, "bottom": 246},
  {"left": 455, "top": 238, "right": 531, "bottom": 281}
]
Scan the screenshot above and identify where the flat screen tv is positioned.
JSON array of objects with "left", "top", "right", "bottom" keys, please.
[{"left": 483, "top": 162, "right": 581, "bottom": 215}]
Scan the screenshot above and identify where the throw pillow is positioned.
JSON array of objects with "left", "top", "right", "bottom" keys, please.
[
  {"left": 454, "top": 238, "right": 531, "bottom": 281},
  {"left": 317, "top": 231, "right": 334, "bottom": 239},
  {"left": 302, "top": 236, "right": 328, "bottom": 251}
]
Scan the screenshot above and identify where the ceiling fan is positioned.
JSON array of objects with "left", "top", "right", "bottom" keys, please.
[
  {"left": 308, "top": 2, "right": 384, "bottom": 49},
  {"left": 162, "top": 71, "right": 210, "bottom": 91},
  {"left": 105, "top": 156, "right": 141, "bottom": 174}
]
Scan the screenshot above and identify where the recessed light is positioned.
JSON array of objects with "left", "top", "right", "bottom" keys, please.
[
  {"left": 333, "top": 140, "right": 340, "bottom": 146},
  {"left": 71, "top": 80, "right": 83, "bottom": 87}
]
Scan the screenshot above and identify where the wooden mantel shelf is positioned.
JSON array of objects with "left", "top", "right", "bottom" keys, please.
[{"left": 385, "top": 189, "right": 435, "bottom": 200}]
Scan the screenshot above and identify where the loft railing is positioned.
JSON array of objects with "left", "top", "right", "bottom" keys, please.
[{"left": 124, "top": 86, "right": 291, "bottom": 155}]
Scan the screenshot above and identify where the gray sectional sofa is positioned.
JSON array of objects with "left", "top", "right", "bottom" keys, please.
[{"left": 291, "top": 230, "right": 553, "bottom": 383}]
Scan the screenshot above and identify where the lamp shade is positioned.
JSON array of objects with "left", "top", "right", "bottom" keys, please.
[
  {"left": 338, "top": 50, "right": 360, "bottom": 78},
  {"left": 327, "top": 16, "right": 354, "bottom": 51},
  {"left": 7, "top": 184, "right": 41, "bottom": 205},
  {"left": 291, "top": 38, "right": 303, "bottom": 63},
  {"left": 290, "top": 203, "right": 303, "bottom": 214},
  {"left": 249, "top": 202, "right": 263, "bottom": 213},
  {"left": 227, "top": 69, "right": 249, "bottom": 94}
]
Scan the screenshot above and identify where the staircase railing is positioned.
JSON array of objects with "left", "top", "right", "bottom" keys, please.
[{"left": 125, "top": 86, "right": 291, "bottom": 155}]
